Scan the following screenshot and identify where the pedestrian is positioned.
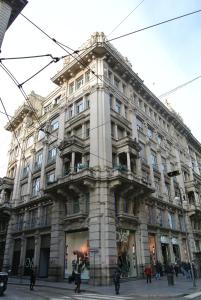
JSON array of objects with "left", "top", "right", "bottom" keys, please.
[
  {"left": 155, "top": 261, "right": 161, "bottom": 280},
  {"left": 113, "top": 270, "right": 120, "bottom": 295},
  {"left": 74, "top": 261, "right": 82, "bottom": 293},
  {"left": 30, "top": 269, "right": 36, "bottom": 291},
  {"left": 174, "top": 263, "right": 179, "bottom": 277},
  {"left": 144, "top": 264, "right": 152, "bottom": 284}
]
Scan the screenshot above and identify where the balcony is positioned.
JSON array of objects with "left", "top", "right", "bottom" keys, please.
[
  {"left": 58, "top": 136, "right": 86, "bottom": 157},
  {"left": 112, "top": 137, "right": 141, "bottom": 156}
]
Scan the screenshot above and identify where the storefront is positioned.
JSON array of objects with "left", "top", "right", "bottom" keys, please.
[
  {"left": 172, "top": 238, "right": 180, "bottom": 263},
  {"left": 12, "top": 239, "right": 21, "bottom": 275},
  {"left": 65, "top": 231, "right": 89, "bottom": 280},
  {"left": 117, "top": 229, "right": 137, "bottom": 278},
  {"left": 148, "top": 234, "right": 157, "bottom": 264},
  {"left": 160, "top": 236, "right": 170, "bottom": 265},
  {"left": 24, "top": 237, "right": 35, "bottom": 275},
  {"left": 39, "top": 235, "right": 50, "bottom": 278}
]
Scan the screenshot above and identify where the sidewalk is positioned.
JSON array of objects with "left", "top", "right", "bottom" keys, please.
[{"left": 8, "top": 275, "right": 201, "bottom": 298}]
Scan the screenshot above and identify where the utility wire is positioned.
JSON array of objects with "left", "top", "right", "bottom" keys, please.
[
  {"left": 0, "top": 54, "right": 65, "bottom": 61},
  {"left": 0, "top": 97, "right": 34, "bottom": 177},
  {"left": 158, "top": 75, "right": 201, "bottom": 98},
  {"left": 107, "top": 8, "right": 201, "bottom": 42},
  {"left": 107, "top": 0, "right": 145, "bottom": 37}
]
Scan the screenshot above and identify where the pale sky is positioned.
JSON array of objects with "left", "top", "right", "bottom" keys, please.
[{"left": 0, "top": 0, "right": 201, "bottom": 177}]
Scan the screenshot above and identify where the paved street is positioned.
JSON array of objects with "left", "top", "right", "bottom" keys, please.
[
  {"left": 2, "top": 285, "right": 134, "bottom": 300},
  {"left": 3, "top": 275, "right": 201, "bottom": 300}
]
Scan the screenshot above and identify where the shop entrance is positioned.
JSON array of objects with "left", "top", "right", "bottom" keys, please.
[
  {"left": 12, "top": 239, "right": 21, "bottom": 275},
  {"left": 117, "top": 229, "right": 137, "bottom": 278},
  {"left": 24, "top": 237, "right": 34, "bottom": 275},
  {"left": 39, "top": 235, "right": 50, "bottom": 278},
  {"left": 161, "top": 243, "right": 170, "bottom": 265},
  {"left": 173, "top": 244, "right": 180, "bottom": 263}
]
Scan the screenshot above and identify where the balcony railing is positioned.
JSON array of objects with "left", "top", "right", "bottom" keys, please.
[{"left": 113, "top": 164, "right": 128, "bottom": 172}]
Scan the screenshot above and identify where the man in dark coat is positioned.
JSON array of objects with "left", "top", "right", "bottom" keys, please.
[
  {"left": 113, "top": 270, "right": 120, "bottom": 295},
  {"left": 30, "top": 269, "right": 36, "bottom": 291}
]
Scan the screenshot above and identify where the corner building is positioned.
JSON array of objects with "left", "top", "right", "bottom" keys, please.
[{"left": 2, "top": 32, "right": 201, "bottom": 284}]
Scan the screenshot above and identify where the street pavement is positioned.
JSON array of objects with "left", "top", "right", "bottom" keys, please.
[{"left": 5, "top": 275, "right": 201, "bottom": 299}]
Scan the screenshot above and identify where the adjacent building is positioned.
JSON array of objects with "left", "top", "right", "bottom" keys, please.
[{"left": 1, "top": 32, "right": 201, "bottom": 284}]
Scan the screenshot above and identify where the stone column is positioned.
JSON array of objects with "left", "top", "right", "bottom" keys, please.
[
  {"left": 71, "top": 152, "right": 75, "bottom": 172},
  {"left": 48, "top": 199, "right": 65, "bottom": 280},
  {"left": 89, "top": 184, "right": 117, "bottom": 285},
  {"left": 127, "top": 152, "right": 131, "bottom": 172},
  {"left": 130, "top": 108, "right": 138, "bottom": 140},
  {"left": 19, "top": 236, "right": 27, "bottom": 276},
  {"left": 40, "top": 140, "right": 48, "bottom": 191},
  {"left": 33, "top": 234, "right": 41, "bottom": 273},
  {"left": 55, "top": 108, "right": 66, "bottom": 178},
  {"left": 2, "top": 215, "right": 14, "bottom": 272},
  {"left": 114, "top": 124, "right": 118, "bottom": 140}
]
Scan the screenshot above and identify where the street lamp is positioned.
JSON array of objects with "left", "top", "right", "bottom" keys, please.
[
  {"left": 167, "top": 170, "right": 196, "bottom": 287},
  {"left": 0, "top": 0, "right": 28, "bottom": 50}
]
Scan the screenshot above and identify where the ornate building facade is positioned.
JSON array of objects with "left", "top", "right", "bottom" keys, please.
[{"left": 1, "top": 32, "right": 201, "bottom": 284}]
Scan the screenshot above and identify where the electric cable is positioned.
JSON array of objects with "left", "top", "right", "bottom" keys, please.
[
  {"left": 107, "top": 0, "right": 145, "bottom": 37},
  {"left": 158, "top": 75, "right": 201, "bottom": 98},
  {"left": 0, "top": 97, "right": 35, "bottom": 177},
  {"left": 0, "top": 53, "right": 68, "bottom": 61},
  {"left": 107, "top": 8, "right": 201, "bottom": 42}
]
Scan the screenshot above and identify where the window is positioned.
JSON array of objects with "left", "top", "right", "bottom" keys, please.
[
  {"left": 76, "top": 75, "right": 84, "bottom": 90},
  {"left": 38, "top": 128, "right": 45, "bottom": 140},
  {"left": 165, "top": 182, "right": 171, "bottom": 197},
  {"left": 161, "top": 157, "right": 167, "bottom": 173},
  {"left": 53, "top": 95, "right": 61, "bottom": 105},
  {"left": 115, "top": 99, "right": 121, "bottom": 114},
  {"left": 122, "top": 83, "right": 126, "bottom": 94},
  {"left": 85, "top": 122, "right": 90, "bottom": 138},
  {"left": 76, "top": 98, "right": 84, "bottom": 114},
  {"left": 21, "top": 183, "right": 28, "bottom": 196},
  {"left": 73, "top": 198, "right": 80, "bottom": 214},
  {"left": 26, "top": 135, "right": 34, "bottom": 148},
  {"left": 151, "top": 151, "right": 157, "bottom": 170},
  {"left": 17, "top": 214, "right": 24, "bottom": 231},
  {"left": 136, "top": 117, "right": 143, "bottom": 131},
  {"left": 157, "top": 134, "right": 162, "bottom": 145},
  {"left": 85, "top": 71, "right": 90, "bottom": 83},
  {"left": 41, "top": 205, "right": 51, "bottom": 226},
  {"left": 28, "top": 209, "right": 37, "bottom": 229},
  {"left": 32, "top": 177, "right": 40, "bottom": 197},
  {"left": 108, "top": 70, "right": 112, "bottom": 81},
  {"left": 47, "top": 147, "right": 57, "bottom": 163},
  {"left": 34, "top": 151, "right": 43, "bottom": 170},
  {"left": 147, "top": 127, "right": 153, "bottom": 139},
  {"left": 179, "top": 215, "right": 185, "bottom": 231},
  {"left": 109, "top": 94, "right": 113, "bottom": 108},
  {"left": 46, "top": 171, "right": 55, "bottom": 185},
  {"left": 117, "top": 126, "right": 124, "bottom": 139},
  {"left": 50, "top": 117, "right": 59, "bottom": 131},
  {"left": 68, "top": 104, "right": 73, "bottom": 119},
  {"left": 44, "top": 103, "right": 52, "bottom": 114},
  {"left": 85, "top": 94, "right": 90, "bottom": 108},
  {"left": 114, "top": 76, "right": 120, "bottom": 88},
  {"left": 69, "top": 82, "right": 74, "bottom": 95},
  {"left": 125, "top": 106, "right": 128, "bottom": 119},
  {"left": 22, "top": 162, "right": 30, "bottom": 178}
]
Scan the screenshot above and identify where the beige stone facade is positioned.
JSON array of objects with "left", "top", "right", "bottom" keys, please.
[{"left": 1, "top": 32, "right": 201, "bottom": 284}]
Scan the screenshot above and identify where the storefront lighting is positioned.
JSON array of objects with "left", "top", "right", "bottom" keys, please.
[
  {"left": 132, "top": 244, "right": 135, "bottom": 254},
  {"left": 152, "top": 246, "right": 155, "bottom": 254}
]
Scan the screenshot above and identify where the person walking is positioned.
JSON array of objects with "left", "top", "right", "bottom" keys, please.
[
  {"left": 155, "top": 261, "right": 161, "bottom": 280},
  {"left": 113, "top": 270, "right": 120, "bottom": 295},
  {"left": 144, "top": 265, "right": 152, "bottom": 284},
  {"left": 30, "top": 269, "right": 36, "bottom": 291},
  {"left": 74, "top": 261, "right": 83, "bottom": 293}
]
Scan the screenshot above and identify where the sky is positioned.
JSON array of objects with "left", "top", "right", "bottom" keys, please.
[{"left": 0, "top": 0, "right": 201, "bottom": 177}]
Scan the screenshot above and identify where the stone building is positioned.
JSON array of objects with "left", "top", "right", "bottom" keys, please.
[{"left": 1, "top": 32, "right": 201, "bottom": 284}]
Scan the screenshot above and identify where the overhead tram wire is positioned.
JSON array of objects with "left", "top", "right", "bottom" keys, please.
[
  {"left": 107, "top": 0, "right": 145, "bottom": 37},
  {"left": 107, "top": 8, "right": 201, "bottom": 42},
  {"left": 0, "top": 53, "right": 69, "bottom": 61},
  {"left": 158, "top": 75, "right": 201, "bottom": 98},
  {"left": 0, "top": 97, "right": 35, "bottom": 177}
]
